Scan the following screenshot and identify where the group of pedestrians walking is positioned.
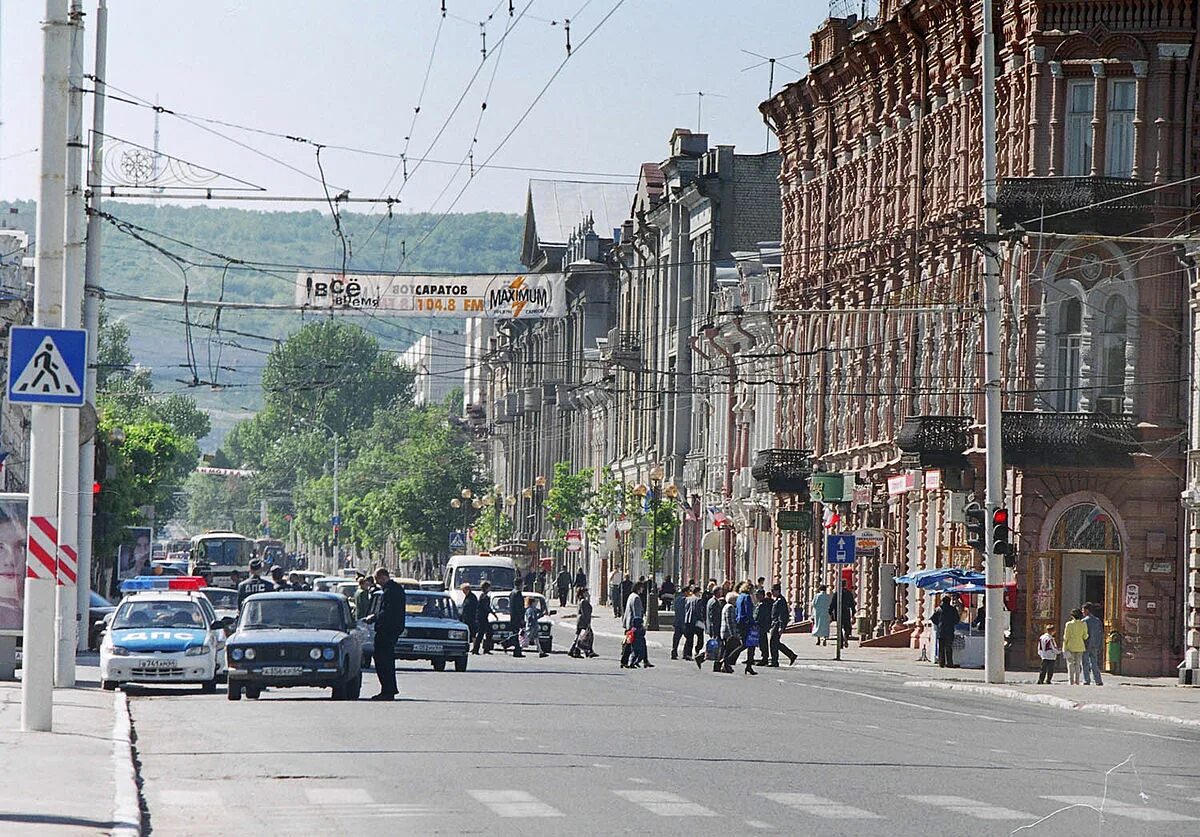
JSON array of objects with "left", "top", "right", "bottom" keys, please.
[
  {"left": 459, "top": 578, "right": 550, "bottom": 659},
  {"left": 1038, "top": 602, "right": 1106, "bottom": 685}
]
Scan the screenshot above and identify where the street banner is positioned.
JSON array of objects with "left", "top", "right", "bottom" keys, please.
[
  {"left": 0, "top": 494, "right": 29, "bottom": 635},
  {"left": 118, "top": 527, "right": 153, "bottom": 579},
  {"left": 295, "top": 272, "right": 567, "bottom": 319}
]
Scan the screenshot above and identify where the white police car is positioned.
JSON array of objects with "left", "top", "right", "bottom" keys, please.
[{"left": 99, "top": 577, "right": 231, "bottom": 692}]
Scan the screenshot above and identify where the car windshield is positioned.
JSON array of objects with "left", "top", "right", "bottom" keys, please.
[
  {"left": 201, "top": 588, "right": 238, "bottom": 610},
  {"left": 492, "top": 597, "right": 545, "bottom": 617},
  {"left": 112, "top": 600, "right": 206, "bottom": 630},
  {"left": 240, "top": 597, "right": 345, "bottom": 631},
  {"left": 403, "top": 594, "right": 456, "bottom": 620},
  {"left": 453, "top": 566, "right": 514, "bottom": 589}
]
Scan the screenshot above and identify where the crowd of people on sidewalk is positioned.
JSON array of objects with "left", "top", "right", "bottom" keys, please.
[{"left": 1037, "top": 602, "right": 1106, "bottom": 686}]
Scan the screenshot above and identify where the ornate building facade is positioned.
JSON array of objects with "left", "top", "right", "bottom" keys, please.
[{"left": 762, "top": 0, "right": 1198, "bottom": 675}]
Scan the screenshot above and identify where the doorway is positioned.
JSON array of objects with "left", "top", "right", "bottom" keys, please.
[{"left": 1080, "top": 570, "right": 1105, "bottom": 615}]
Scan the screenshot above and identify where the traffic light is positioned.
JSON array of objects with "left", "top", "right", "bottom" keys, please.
[
  {"left": 965, "top": 503, "right": 985, "bottom": 551},
  {"left": 992, "top": 508, "right": 1010, "bottom": 555}
]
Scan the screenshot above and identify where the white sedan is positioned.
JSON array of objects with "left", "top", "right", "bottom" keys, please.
[{"left": 100, "top": 591, "right": 228, "bottom": 692}]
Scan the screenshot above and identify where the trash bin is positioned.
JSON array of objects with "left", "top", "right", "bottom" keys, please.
[{"left": 1107, "top": 631, "right": 1123, "bottom": 675}]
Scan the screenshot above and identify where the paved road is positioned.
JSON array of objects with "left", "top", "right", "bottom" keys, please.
[{"left": 127, "top": 631, "right": 1200, "bottom": 836}]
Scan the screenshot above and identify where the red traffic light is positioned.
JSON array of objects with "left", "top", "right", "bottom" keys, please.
[
  {"left": 992, "top": 508, "right": 1008, "bottom": 524},
  {"left": 92, "top": 481, "right": 101, "bottom": 495}
]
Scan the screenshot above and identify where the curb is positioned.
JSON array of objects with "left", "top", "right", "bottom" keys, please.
[
  {"left": 902, "top": 680, "right": 1200, "bottom": 730},
  {"left": 110, "top": 691, "right": 142, "bottom": 837}
]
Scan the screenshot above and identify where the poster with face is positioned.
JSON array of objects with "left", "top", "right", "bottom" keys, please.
[
  {"left": 0, "top": 494, "right": 30, "bottom": 634},
  {"left": 118, "top": 527, "right": 153, "bottom": 579}
]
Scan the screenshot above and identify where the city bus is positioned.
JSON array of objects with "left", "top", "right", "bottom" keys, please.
[{"left": 189, "top": 532, "right": 254, "bottom": 587}]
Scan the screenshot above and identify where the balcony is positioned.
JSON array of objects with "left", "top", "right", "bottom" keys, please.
[
  {"left": 751, "top": 448, "right": 813, "bottom": 494},
  {"left": 895, "top": 415, "right": 971, "bottom": 469},
  {"left": 522, "top": 387, "right": 542, "bottom": 413},
  {"left": 602, "top": 328, "right": 641, "bottom": 371},
  {"left": 997, "top": 176, "right": 1153, "bottom": 235},
  {"left": 1002, "top": 411, "right": 1138, "bottom": 468}
]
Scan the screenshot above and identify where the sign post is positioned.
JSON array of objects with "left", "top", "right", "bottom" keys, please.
[
  {"left": 825, "top": 533, "right": 857, "bottom": 661},
  {"left": 448, "top": 531, "right": 467, "bottom": 553}
]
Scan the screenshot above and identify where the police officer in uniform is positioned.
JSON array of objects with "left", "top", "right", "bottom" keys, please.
[
  {"left": 237, "top": 559, "right": 274, "bottom": 608},
  {"left": 363, "top": 567, "right": 406, "bottom": 700}
]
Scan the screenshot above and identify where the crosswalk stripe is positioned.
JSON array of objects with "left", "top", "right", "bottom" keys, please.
[
  {"left": 760, "top": 792, "right": 882, "bottom": 819},
  {"left": 906, "top": 794, "right": 1034, "bottom": 820},
  {"left": 1042, "top": 796, "right": 1198, "bottom": 822},
  {"left": 304, "top": 788, "right": 373, "bottom": 805},
  {"left": 469, "top": 790, "right": 564, "bottom": 818},
  {"left": 614, "top": 790, "right": 718, "bottom": 817}
]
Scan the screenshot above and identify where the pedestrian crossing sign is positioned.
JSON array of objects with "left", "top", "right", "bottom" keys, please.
[{"left": 7, "top": 326, "right": 87, "bottom": 407}]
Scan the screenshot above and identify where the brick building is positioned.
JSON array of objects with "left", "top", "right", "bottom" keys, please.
[{"left": 761, "top": 0, "right": 1198, "bottom": 675}]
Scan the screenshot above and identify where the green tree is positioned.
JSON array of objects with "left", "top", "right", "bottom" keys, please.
[
  {"left": 543, "top": 461, "right": 593, "bottom": 551},
  {"left": 183, "top": 470, "right": 255, "bottom": 533},
  {"left": 472, "top": 503, "right": 514, "bottom": 551},
  {"left": 583, "top": 468, "right": 641, "bottom": 546}
]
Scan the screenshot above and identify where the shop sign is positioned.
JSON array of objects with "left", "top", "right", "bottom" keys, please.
[
  {"left": 855, "top": 529, "right": 884, "bottom": 551},
  {"left": 853, "top": 485, "right": 872, "bottom": 507},
  {"left": 923, "top": 469, "right": 942, "bottom": 490},
  {"left": 810, "top": 473, "right": 845, "bottom": 503},
  {"left": 1125, "top": 583, "right": 1139, "bottom": 610},
  {"left": 887, "top": 471, "right": 918, "bottom": 496},
  {"left": 1143, "top": 561, "right": 1172, "bottom": 574},
  {"left": 776, "top": 510, "right": 812, "bottom": 532}
]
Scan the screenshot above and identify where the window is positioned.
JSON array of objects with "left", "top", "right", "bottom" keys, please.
[
  {"left": 1106, "top": 80, "right": 1136, "bottom": 178},
  {"left": 1056, "top": 297, "right": 1083, "bottom": 410},
  {"left": 1065, "top": 80, "right": 1095, "bottom": 177},
  {"left": 1099, "top": 295, "right": 1127, "bottom": 401}
]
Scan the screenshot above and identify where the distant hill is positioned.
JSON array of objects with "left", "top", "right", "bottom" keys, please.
[{"left": 0, "top": 201, "right": 523, "bottom": 444}]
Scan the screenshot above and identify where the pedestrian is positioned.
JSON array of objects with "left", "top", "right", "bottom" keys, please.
[
  {"left": 756, "top": 576, "right": 766, "bottom": 595},
  {"left": 1037, "top": 623, "right": 1060, "bottom": 684},
  {"left": 671, "top": 584, "right": 688, "bottom": 660},
  {"left": 229, "top": 569, "right": 243, "bottom": 589},
  {"left": 933, "top": 595, "right": 960, "bottom": 668},
  {"left": 288, "top": 571, "right": 307, "bottom": 591},
  {"left": 570, "top": 588, "right": 597, "bottom": 658},
  {"left": 459, "top": 583, "right": 478, "bottom": 647},
  {"left": 754, "top": 589, "right": 773, "bottom": 666},
  {"left": 236, "top": 559, "right": 274, "bottom": 608},
  {"left": 718, "top": 591, "right": 741, "bottom": 674},
  {"left": 971, "top": 602, "right": 986, "bottom": 632},
  {"left": 508, "top": 581, "right": 525, "bottom": 658},
  {"left": 619, "top": 573, "right": 633, "bottom": 616},
  {"left": 621, "top": 581, "right": 649, "bottom": 668},
  {"left": 269, "top": 565, "right": 290, "bottom": 590},
  {"left": 353, "top": 575, "right": 373, "bottom": 621},
  {"left": 1081, "top": 603, "right": 1105, "bottom": 686},
  {"left": 573, "top": 567, "right": 587, "bottom": 601},
  {"left": 722, "top": 583, "right": 757, "bottom": 675},
  {"left": 811, "top": 584, "right": 831, "bottom": 646},
  {"left": 696, "top": 584, "right": 725, "bottom": 671},
  {"left": 1063, "top": 607, "right": 1088, "bottom": 685},
  {"left": 556, "top": 568, "right": 571, "bottom": 609},
  {"left": 525, "top": 596, "right": 548, "bottom": 657},
  {"left": 660, "top": 575, "right": 677, "bottom": 598},
  {"left": 608, "top": 566, "right": 622, "bottom": 617},
  {"left": 472, "top": 581, "right": 494, "bottom": 655},
  {"left": 681, "top": 585, "right": 702, "bottom": 660},
  {"left": 536, "top": 569, "right": 547, "bottom": 595},
  {"left": 769, "top": 584, "right": 797, "bottom": 666},
  {"left": 829, "top": 580, "right": 856, "bottom": 648},
  {"left": 363, "top": 567, "right": 405, "bottom": 700}
]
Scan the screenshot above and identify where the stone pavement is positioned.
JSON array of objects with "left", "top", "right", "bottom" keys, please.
[
  {"left": 0, "top": 657, "right": 139, "bottom": 836},
  {"left": 558, "top": 601, "right": 1200, "bottom": 728}
]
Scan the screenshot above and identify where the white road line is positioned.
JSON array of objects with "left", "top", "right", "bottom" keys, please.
[
  {"left": 159, "top": 789, "right": 222, "bottom": 807},
  {"left": 906, "top": 794, "right": 1034, "bottom": 820},
  {"left": 790, "top": 681, "right": 1015, "bottom": 723},
  {"left": 745, "top": 819, "right": 775, "bottom": 829},
  {"left": 1042, "top": 796, "right": 1199, "bottom": 822},
  {"left": 469, "top": 790, "right": 564, "bottom": 818},
  {"left": 761, "top": 792, "right": 882, "bottom": 819},
  {"left": 614, "top": 790, "right": 718, "bottom": 817},
  {"left": 304, "top": 787, "right": 373, "bottom": 805}
]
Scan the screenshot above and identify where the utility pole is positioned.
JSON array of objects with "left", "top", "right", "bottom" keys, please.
[
  {"left": 77, "top": 0, "right": 106, "bottom": 650},
  {"left": 332, "top": 434, "right": 339, "bottom": 573},
  {"left": 24, "top": 0, "right": 72, "bottom": 732},
  {"left": 54, "top": 0, "right": 85, "bottom": 687},
  {"left": 980, "top": 0, "right": 1005, "bottom": 684},
  {"left": 1181, "top": 248, "right": 1200, "bottom": 685}
]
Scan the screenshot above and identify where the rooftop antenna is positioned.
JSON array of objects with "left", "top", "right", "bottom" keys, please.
[
  {"left": 674, "top": 91, "right": 727, "bottom": 133},
  {"left": 741, "top": 49, "right": 804, "bottom": 151}
]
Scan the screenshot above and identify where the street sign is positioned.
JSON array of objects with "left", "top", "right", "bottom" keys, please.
[
  {"left": 330, "top": 515, "right": 341, "bottom": 526},
  {"left": 7, "top": 326, "right": 87, "bottom": 406},
  {"left": 855, "top": 529, "right": 884, "bottom": 550},
  {"left": 448, "top": 530, "right": 467, "bottom": 551},
  {"left": 565, "top": 528, "right": 583, "bottom": 552},
  {"left": 826, "top": 533, "right": 857, "bottom": 565},
  {"left": 776, "top": 509, "right": 812, "bottom": 532}
]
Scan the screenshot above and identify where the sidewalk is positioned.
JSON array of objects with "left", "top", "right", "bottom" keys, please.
[
  {"left": 563, "top": 604, "right": 1200, "bottom": 729},
  {"left": 0, "top": 658, "right": 140, "bottom": 835}
]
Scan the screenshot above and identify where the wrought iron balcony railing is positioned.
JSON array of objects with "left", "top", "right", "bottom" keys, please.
[
  {"left": 895, "top": 415, "right": 971, "bottom": 469},
  {"left": 997, "top": 176, "right": 1152, "bottom": 234},
  {"left": 1002, "top": 411, "right": 1137, "bottom": 468},
  {"left": 751, "top": 448, "right": 813, "bottom": 494}
]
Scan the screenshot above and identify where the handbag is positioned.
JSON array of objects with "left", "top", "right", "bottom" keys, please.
[
  {"left": 705, "top": 637, "right": 721, "bottom": 657},
  {"left": 746, "top": 625, "right": 760, "bottom": 648}
]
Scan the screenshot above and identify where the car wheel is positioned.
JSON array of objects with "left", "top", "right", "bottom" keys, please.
[
  {"left": 244, "top": 686, "right": 261, "bottom": 700},
  {"left": 453, "top": 656, "right": 468, "bottom": 672},
  {"left": 227, "top": 683, "right": 242, "bottom": 701},
  {"left": 431, "top": 657, "right": 447, "bottom": 672},
  {"left": 201, "top": 676, "right": 218, "bottom": 694},
  {"left": 101, "top": 679, "right": 117, "bottom": 691}
]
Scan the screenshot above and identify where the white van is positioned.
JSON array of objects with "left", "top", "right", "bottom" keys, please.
[{"left": 444, "top": 555, "right": 517, "bottom": 609}]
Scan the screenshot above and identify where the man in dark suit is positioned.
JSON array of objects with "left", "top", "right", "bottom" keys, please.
[
  {"left": 472, "top": 581, "right": 494, "bottom": 654},
  {"left": 508, "top": 579, "right": 525, "bottom": 657},
  {"left": 363, "top": 567, "right": 406, "bottom": 700},
  {"left": 459, "top": 583, "right": 478, "bottom": 649}
]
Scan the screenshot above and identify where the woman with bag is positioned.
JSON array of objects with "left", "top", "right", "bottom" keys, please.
[{"left": 569, "top": 588, "right": 597, "bottom": 658}]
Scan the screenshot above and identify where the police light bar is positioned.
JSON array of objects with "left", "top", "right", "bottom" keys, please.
[{"left": 119, "top": 575, "right": 207, "bottom": 593}]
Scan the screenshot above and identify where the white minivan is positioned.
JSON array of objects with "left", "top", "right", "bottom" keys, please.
[{"left": 444, "top": 555, "right": 518, "bottom": 609}]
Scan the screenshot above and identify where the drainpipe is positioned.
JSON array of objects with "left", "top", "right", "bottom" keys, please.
[{"left": 707, "top": 326, "right": 739, "bottom": 581}]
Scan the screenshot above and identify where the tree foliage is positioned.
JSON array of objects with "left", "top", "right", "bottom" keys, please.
[{"left": 543, "top": 461, "right": 593, "bottom": 551}]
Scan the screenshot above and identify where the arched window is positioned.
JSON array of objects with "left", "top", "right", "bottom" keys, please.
[
  {"left": 1057, "top": 297, "right": 1083, "bottom": 410},
  {"left": 1049, "top": 503, "right": 1122, "bottom": 552},
  {"left": 1099, "top": 295, "right": 1128, "bottom": 406}
]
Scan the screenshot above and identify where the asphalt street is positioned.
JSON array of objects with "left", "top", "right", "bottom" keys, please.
[{"left": 126, "top": 631, "right": 1200, "bottom": 836}]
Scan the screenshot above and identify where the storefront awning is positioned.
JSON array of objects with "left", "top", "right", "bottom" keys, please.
[{"left": 700, "top": 530, "right": 722, "bottom": 551}]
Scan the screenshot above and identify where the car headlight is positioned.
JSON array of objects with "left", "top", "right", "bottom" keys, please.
[
  {"left": 539, "top": 624, "right": 550, "bottom": 633},
  {"left": 230, "top": 648, "right": 244, "bottom": 661},
  {"left": 309, "top": 647, "right": 322, "bottom": 660},
  {"left": 322, "top": 647, "right": 336, "bottom": 660},
  {"left": 244, "top": 647, "right": 256, "bottom": 660},
  {"left": 109, "top": 645, "right": 130, "bottom": 656},
  {"left": 185, "top": 645, "right": 211, "bottom": 656},
  {"left": 448, "top": 630, "right": 467, "bottom": 640}
]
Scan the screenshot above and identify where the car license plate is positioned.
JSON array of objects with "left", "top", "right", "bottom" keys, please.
[
  {"left": 143, "top": 658, "right": 177, "bottom": 668},
  {"left": 412, "top": 643, "right": 443, "bottom": 653},
  {"left": 261, "top": 665, "right": 303, "bottom": 676}
]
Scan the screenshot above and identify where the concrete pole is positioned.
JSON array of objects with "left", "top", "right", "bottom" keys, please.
[
  {"left": 1182, "top": 252, "right": 1200, "bottom": 684},
  {"left": 980, "top": 0, "right": 1006, "bottom": 684},
  {"left": 24, "top": 0, "right": 72, "bottom": 732},
  {"left": 332, "top": 434, "right": 339, "bottom": 574},
  {"left": 77, "top": 0, "right": 107, "bottom": 644},
  {"left": 54, "top": 0, "right": 85, "bottom": 686}
]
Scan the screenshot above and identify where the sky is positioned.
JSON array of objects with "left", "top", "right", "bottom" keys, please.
[{"left": 0, "top": 1, "right": 830, "bottom": 217}]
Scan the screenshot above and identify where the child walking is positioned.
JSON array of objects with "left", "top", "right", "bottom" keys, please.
[{"left": 1037, "top": 623, "right": 1060, "bottom": 684}]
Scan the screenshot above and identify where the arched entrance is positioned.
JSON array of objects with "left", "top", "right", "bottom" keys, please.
[{"left": 1029, "top": 498, "right": 1123, "bottom": 668}]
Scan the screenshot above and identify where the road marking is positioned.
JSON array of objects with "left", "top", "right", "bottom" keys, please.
[
  {"left": 159, "top": 789, "right": 222, "bottom": 807},
  {"left": 746, "top": 819, "right": 774, "bottom": 829},
  {"left": 614, "top": 790, "right": 718, "bottom": 817},
  {"left": 1042, "top": 796, "right": 1198, "bottom": 822},
  {"left": 761, "top": 793, "right": 881, "bottom": 819},
  {"left": 304, "top": 788, "right": 372, "bottom": 805},
  {"left": 906, "top": 795, "right": 1034, "bottom": 820},
  {"left": 469, "top": 790, "right": 564, "bottom": 818},
  {"left": 790, "top": 681, "right": 1015, "bottom": 723},
  {"left": 628, "top": 777, "right": 651, "bottom": 784}
]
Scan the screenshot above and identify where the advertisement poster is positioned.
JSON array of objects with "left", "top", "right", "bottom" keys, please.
[
  {"left": 118, "top": 527, "right": 153, "bottom": 579},
  {"left": 295, "top": 272, "right": 567, "bottom": 319},
  {"left": 0, "top": 493, "right": 30, "bottom": 635}
]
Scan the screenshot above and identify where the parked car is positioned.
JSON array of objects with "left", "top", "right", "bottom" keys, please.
[
  {"left": 198, "top": 587, "right": 239, "bottom": 628},
  {"left": 87, "top": 590, "right": 117, "bottom": 650},
  {"left": 224, "top": 592, "right": 364, "bottom": 701}
]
